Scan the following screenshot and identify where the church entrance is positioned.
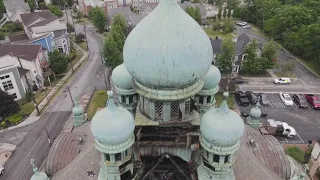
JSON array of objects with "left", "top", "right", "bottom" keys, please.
[{"left": 139, "top": 154, "right": 195, "bottom": 180}]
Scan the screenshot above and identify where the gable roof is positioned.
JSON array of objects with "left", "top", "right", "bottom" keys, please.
[
  {"left": 20, "top": 11, "right": 56, "bottom": 27},
  {"left": 108, "top": 7, "right": 137, "bottom": 20},
  {"left": 0, "top": 44, "right": 41, "bottom": 61},
  {"left": 211, "top": 39, "right": 222, "bottom": 54},
  {"left": 27, "top": 16, "right": 59, "bottom": 32},
  {"left": 3, "top": 0, "right": 30, "bottom": 14},
  {"left": 17, "top": 67, "right": 29, "bottom": 77},
  {"left": 138, "top": 3, "right": 158, "bottom": 13},
  {"left": 8, "top": 33, "right": 29, "bottom": 42},
  {"left": 180, "top": 2, "right": 207, "bottom": 17},
  {"left": 12, "top": 33, "right": 51, "bottom": 44},
  {"left": 236, "top": 33, "right": 251, "bottom": 55},
  {"left": 129, "top": 14, "right": 147, "bottom": 26}
]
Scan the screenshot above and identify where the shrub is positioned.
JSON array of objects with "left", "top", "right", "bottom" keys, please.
[
  {"left": 98, "top": 90, "right": 105, "bottom": 95},
  {"left": 76, "top": 11, "right": 83, "bottom": 19},
  {"left": 39, "top": 2, "right": 48, "bottom": 9},
  {"left": 67, "top": 23, "right": 75, "bottom": 33},
  {"left": 44, "top": 79, "right": 50, "bottom": 86},
  {"left": 5, "top": 113, "right": 23, "bottom": 125},
  {"left": 285, "top": 146, "right": 305, "bottom": 163},
  {"left": 0, "top": 32, "right": 5, "bottom": 40},
  {"left": 49, "top": 5, "right": 63, "bottom": 17},
  {"left": 0, "top": 121, "right": 6, "bottom": 128},
  {"left": 75, "top": 33, "right": 85, "bottom": 42}
]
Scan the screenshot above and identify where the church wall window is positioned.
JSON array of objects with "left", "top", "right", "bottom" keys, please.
[
  {"left": 199, "top": 96, "right": 203, "bottom": 104},
  {"left": 129, "top": 96, "right": 133, "bottom": 104},
  {"left": 170, "top": 103, "right": 179, "bottom": 120},
  {"left": 224, "top": 155, "right": 229, "bottom": 163},
  {"left": 155, "top": 102, "right": 163, "bottom": 119},
  {"left": 105, "top": 154, "right": 110, "bottom": 161},
  {"left": 213, "top": 154, "right": 219, "bottom": 163},
  {"left": 121, "top": 95, "right": 125, "bottom": 103},
  {"left": 115, "top": 153, "right": 122, "bottom": 161},
  {"left": 207, "top": 96, "right": 212, "bottom": 103},
  {"left": 185, "top": 100, "right": 191, "bottom": 114}
]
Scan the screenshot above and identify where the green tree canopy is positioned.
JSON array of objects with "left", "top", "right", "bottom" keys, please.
[
  {"left": 27, "top": 0, "right": 36, "bottom": 12},
  {"left": 261, "top": 40, "right": 277, "bottom": 69},
  {"left": 185, "top": 6, "right": 201, "bottom": 24},
  {"left": 222, "top": 7, "right": 227, "bottom": 18},
  {"left": 0, "top": 0, "right": 6, "bottom": 13},
  {"left": 217, "top": 8, "right": 222, "bottom": 20},
  {"left": 216, "top": 39, "right": 235, "bottom": 74},
  {"left": 49, "top": 50, "right": 68, "bottom": 74},
  {"left": 112, "top": 14, "right": 128, "bottom": 36},
  {"left": 49, "top": 5, "right": 64, "bottom": 17},
  {"left": 103, "top": 34, "right": 122, "bottom": 69},
  {"left": 241, "top": 40, "right": 263, "bottom": 74},
  {"left": 89, "top": 7, "right": 107, "bottom": 32}
]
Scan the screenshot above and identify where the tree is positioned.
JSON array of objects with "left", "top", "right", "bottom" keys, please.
[
  {"left": 88, "top": 7, "right": 107, "bottom": 32},
  {"left": 215, "top": 39, "right": 235, "bottom": 74},
  {"left": 110, "top": 25, "right": 125, "bottom": 52},
  {"left": 241, "top": 40, "right": 263, "bottom": 74},
  {"left": 48, "top": 50, "right": 68, "bottom": 74},
  {"left": 185, "top": 6, "right": 202, "bottom": 24},
  {"left": 222, "top": 19, "right": 234, "bottom": 33},
  {"left": 217, "top": 8, "right": 222, "bottom": 20},
  {"left": 261, "top": 40, "right": 277, "bottom": 69},
  {"left": 49, "top": 5, "right": 64, "bottom": 17},
  {"left": 67, "top": 23, "right": 75, "bottom": 33},
  {"left": 227, "top": 8, "right": 232, "bottom": 18},
  {"left": 0, "top": 89, "right": 19, "bottom": 118},
  {"left": 0, "top": 0, "right": 6, "bottom": 13},
  {"left": 112, "top": 14, "right": 128, "bottom": 36},
  {"left": 39, "top": 2, "right": 48, "bottom": 9},
  {"left": 212, "top": 21, "right": 220, "bottom": 31},
  {"left": 223, "top": 7, "right": 227, "bottom": 18},
  {"left": 27, "top": 0, "right": 36, "bottom": 12}
]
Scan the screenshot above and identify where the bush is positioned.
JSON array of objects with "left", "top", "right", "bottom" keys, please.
[
  {"left": 3, "top": 22, "right": 23, "bottom": 32},
  {"left": 67, "top": 23, "right": 75, "bottom": 33},
  {"left": 222, "top": 19, "right": 235, "bottom": 34},
  {"left": 5, "top": 113, "right": 23, "bottom": 125},
  {"left": 49, "top": 5, "right": 63, "bottom": 17},
  {"left": 0, "top": 121, "right": 6, "bottom": 128},
  {"left": 68, "top": 52, "right": 76, "bottom": 62},
  {"left": 75, "top": 11, "right": 83, "bottom": 19},
  {"left": 0, "top": 32, "right": 5, "bottom": 40},
  {"left": 285, "top": 146, "right": 305, "bottom": 163},
  {"left": 39, "top": 2, "right": 48, "bottom": 9},
  {"left": 44, "top": 79, "right": 50, "bottom": 86},
  {"left": 75, "top": 33, "right": 85, "bottom": 42}
]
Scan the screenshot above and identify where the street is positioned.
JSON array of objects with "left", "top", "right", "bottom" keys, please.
[{"left": 0, "top": 10, "right": 105, "bottom": 180}]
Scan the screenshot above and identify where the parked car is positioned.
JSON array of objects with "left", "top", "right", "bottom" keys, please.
[
  {"left": 292, "top": 94, "right": 308, "bottom": 108},
  {"left": 245, "top": 91, "right": 258, "bottom": 104},
  {"left": 232, "top": 77, "right": 244, "bottom": 84},
  {"left": 0, "top": 165, "right": 3, "bottom": 175},
  {"left": 236, "top": 21, "right": 247, "bottom": 26},
  {"left": 274, "top": 78, "right": 291, "bottom": 85},
  {"left": 279, "top": 92, "right": 294, "bottom": 106},
  {"left": 305, "top": 94, "right": 320, "bottom": 109},
  {"left": 258, "top": 94, "right": 271, "bottom": 106},
  {"left": 241, "top": 111, "right": 267, "bottom": 118},
  {"left": 243, "top": 25, "right": 251, "bottom": 29},
  {"left": 235, "top": 91, "right": 250, "bottom": 106}
]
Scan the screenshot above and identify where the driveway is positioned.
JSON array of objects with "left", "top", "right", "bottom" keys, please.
[{"left": 234, "top": 26, "right": 320, "bottom": 88}]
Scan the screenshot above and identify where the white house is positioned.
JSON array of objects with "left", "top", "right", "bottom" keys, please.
[
  {"left": 20, "top": 11, "right": 70, "bottom": 55},
  {"left": 3, "top": 0, "right": 30, "bottom": 24}
]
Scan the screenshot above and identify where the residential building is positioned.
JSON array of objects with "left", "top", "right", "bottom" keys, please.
[
  {"left": 180, "top": 1, "right": 207, "bottom": 24},
  {"left": 0, "top": 65, "right": 29, "bottom": 101},
  {"left": 20, "top": 11, "right": 70, "bottom": 55},
  {"left": 2, "top": 0, "right": 30, "bottom": 25},
  {"left": 8, "top": 32, "right": 55, "bottom": 52},
  {"left": 309, "top": 140, "right": 320, "bottom": 180},
  {"left": 210, "top": 37, "right": 222, "bottom": 64},
  {"left": 0, "top": 44, "right": 50, "bottom": 89}
]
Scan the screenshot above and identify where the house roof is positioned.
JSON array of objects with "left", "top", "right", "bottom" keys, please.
[
  {"left": 108, "top": 7, "right": 137, "bottom": 20},
  {"left": 27, "top": 16, "right": 59, "bottom": 32},
  {"left": 32, "top": 23, "right": 67, "bottom": 34},
  {"left": 129, "top": 14, "right": 147, "bottom": 26},
  {"left": 211, "top": 39, "right": 222, "bottom": 54},
  {"left": 8, "top": 33, "right": 28, "bottom": 42},
  {"left": 0, "top": 44, "right": 41, "bottom": 61},
  {"left": 20, "top": 11, "right": 56, "bottom": 27},
  {"left": 3, "top": 0, "right": 30, "bottom": 14},
  {"left": 12, "top": 33, "right": 51, "bottom": 44},
  {"left": 236, "top": 33, "right": 252, "bottom": 55},
  {"left": 17, "top": 67, "right": 29, "bottom": 77},
  {"left": 180, "top": 2, "right": 207, "bottom": 17},
  {"left": 138, "top": 3, "right": 158, "bottom": 13}
]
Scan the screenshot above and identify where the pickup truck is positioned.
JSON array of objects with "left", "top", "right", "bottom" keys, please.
[
  {"left": 235, "top": 91, "right": 250, "bottom": 106},
  {"left": 305, "top": 94, "right": 320, "bottom": 109}
]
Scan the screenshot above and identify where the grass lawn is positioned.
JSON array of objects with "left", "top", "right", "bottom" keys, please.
[
  {"left": 285, "top": 146, "right": 305, "bottom": 164},
  {"left": 78, "top": 41, "right": 88, "bottom": 51},
  {"left": 274, "top": 72, "right": 296, "bottom": 78},
  {"left": 68, "top": 52, "right": 83, "bottom": 71},
  {"left": 203, "top": 28, "right": 233, "bottom": 40},
  {"left": 19, "top": 103, "right": 35, "bottom": 115},
  {"left": 87, "top": 90, "right": 108, "bottom": 120},
  {"left": 215, "top": 92, "right": 235, "bottom": 109}
]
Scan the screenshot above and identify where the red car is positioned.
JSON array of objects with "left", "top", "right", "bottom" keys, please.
[{"left": 305, "top": 94, "right": 320, "bottom": 109}]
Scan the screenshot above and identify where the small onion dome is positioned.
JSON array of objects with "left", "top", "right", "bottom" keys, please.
[
  {"left": 200, "top": 92, "right": 244, "bottom": 147},
  {"left": 111, "top": 64, "right": 133, "bottom": 89},
  {"left": 91, "top": 91, "right": 135, "bottom": 145},
  {"left": 249, "top": 102, "right": 262, "bottom": 118},
  {"left": 72, "top": 100, "right": 83, "bottom": 116},
  {"left": 30, "top": 159, "right": 49, "bottom": 180},
  {"left": 202, "top": 65, "right": 221, "bottom": 90},
  {"left": 123, "top": 0, "right": 212, "bottom": 88}
]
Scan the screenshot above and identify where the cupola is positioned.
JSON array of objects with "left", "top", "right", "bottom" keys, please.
[
  {"left": 30, "top": 159, "right": 49, "bottom": 180},
  {"left": 111, "top": 63, "right": 133, "bottom": 90},
  {"left": 202, "top": 65, "right": 221, "bottom": 90}
]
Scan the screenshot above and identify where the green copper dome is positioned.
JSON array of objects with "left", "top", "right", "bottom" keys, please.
[
  {"left": 30, "top": 159, "right": 49, "bottom": 180},
  {"left": 202, "top": 65, "right": 221, "bottom": 90},
  {"left": 111, "top": 63, "right": 133, "bottom": 89},
  {"left": 200, "top": 92, "right": 244, "bottom": 147},
  {"left": 123, "top": 0, "right": 212, "bottom": 88},
  {"left": 249, "top": 103, "right": 262, "bottom": 118},
  {"left": 91, "top": 91, "right": 135, "bottom": 145},
  {"left": 72, "top": 100, "right": 84, "bottom": 116}
]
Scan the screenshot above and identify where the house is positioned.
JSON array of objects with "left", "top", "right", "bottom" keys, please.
[
  {"left": 234, "top": 33, "right": 262, "bottom": 73},
  {"left": 20, "top": 11, "right": 70, "bottom": 55},
  {"left": 210, "top": 37, "right": 222, "bottom": 64},
  {"left": 137, "top": 3, "right": 158, "bottom": 15},
  {"left": 3, "top": 0, "right": 30, "bottom": 24},
  {"left": 108, "top": 7, "right": 144, "bottom": 28},
  {"left": 9, "top": 32, "right": 55, "bottom": 52},
  {"left": 309, "top": 140, "right": 320, "bottom": 180},
  {"left": 0, "top": 65, "right": 30, "bottom": 101},
  {"left": 0, "top": 44, "right": 50, "bottom": 90},
  {"left": 180, "top": 2, "right": 207, "bottom": 24}
]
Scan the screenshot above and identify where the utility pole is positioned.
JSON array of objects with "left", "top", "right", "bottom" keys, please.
[
  {"left": 100, "top": 51, "right": 108, "bottom": 90},
  {"left": 83, "top": 24, "right": 89, "bottom": 50},
  {"left": 17, "top": 56, "right": 40, "bottom": 115},
  {"left": 44, "top": 127, "right": 51, "bottom": 144},
  {"left": 67, "top": 85, "right": 75, "bottom": 107}
]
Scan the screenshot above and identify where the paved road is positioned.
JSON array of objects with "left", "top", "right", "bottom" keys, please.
[{"left": 0, "top": 11, "right": 105, "bottom": 180}]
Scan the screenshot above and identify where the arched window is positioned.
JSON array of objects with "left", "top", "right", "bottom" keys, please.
[{"left": 155, "top": 102, "right": 163, "bottom": 119}]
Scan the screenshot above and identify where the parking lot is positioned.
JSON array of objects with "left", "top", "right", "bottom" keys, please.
[{"left": 236, "top": 93, "right": 320, "bottom": 144}]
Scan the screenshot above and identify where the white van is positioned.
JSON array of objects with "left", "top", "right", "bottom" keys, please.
[{"left": 274, "top": 77, "right": 291, "bottom": 85}]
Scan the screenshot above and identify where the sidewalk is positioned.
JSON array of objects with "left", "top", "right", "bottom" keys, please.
[{"left": 1, "top": 41, "right": 88, "bottom": 132}]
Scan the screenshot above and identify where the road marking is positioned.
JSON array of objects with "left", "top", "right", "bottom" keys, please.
[
  {"left": 296, "top": 133, "right": 305, "bottom": 144},
  {"left": 277, "top": 96, "right": 286, "bottom": 108}
]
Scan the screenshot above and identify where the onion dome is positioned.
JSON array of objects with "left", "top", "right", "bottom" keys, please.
[
  {"left": 91, "top": 91, "right": 135, "bottom": 145},
  {"left": 72, "top": 100, "right": 83, "bottom": 116},
  {"left": 200, "top": 92, "right": 244, "bottom": 147},
  {"left": 30, "top": 159, "right": 49, "bottom": 180},
  {"left": 202, "top": 65, "right": 221, "bottom": 90},
  {"left": 123, "top": 0, "right": 212, "bottom": 88},
  {"left": 111, "top": 63, "right": 133, "bottom": 89},
  {"left": 249, "top": 102, "right": 262, "bottom": 118}
]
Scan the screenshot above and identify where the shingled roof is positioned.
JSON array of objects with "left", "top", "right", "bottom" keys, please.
[
  {"left": 8, "top": 33, "right": 28, "bottom": 42},
  {"left": 3, "top": 0, "right": 30, "bottom": 15},
  {"left": 20, "top": 11, "right": 57, "bottom": 27},
  {"left": 0, "top": 44, "right": 41, "bottom": 61}
]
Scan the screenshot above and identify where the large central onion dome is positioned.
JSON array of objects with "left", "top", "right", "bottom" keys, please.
[{"left": 123, "top": 0, "right": 213, "bottom": 88}]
